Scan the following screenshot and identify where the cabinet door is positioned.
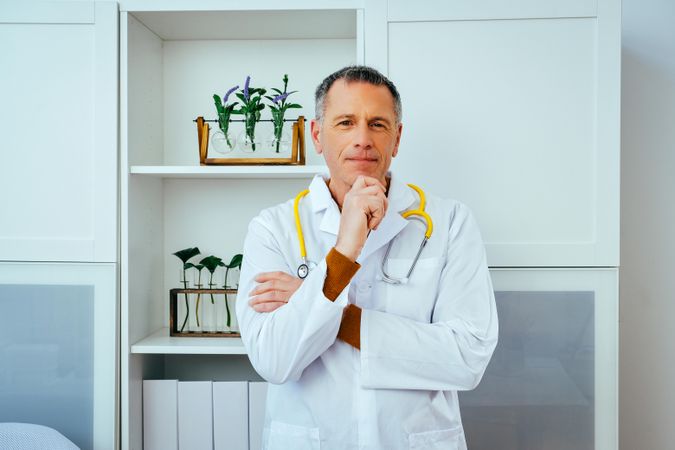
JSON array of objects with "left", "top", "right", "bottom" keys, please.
[
  {"left": 365, "top": 0, "right": 620, "bottom": 267},
  {"left": 459, "top": 269, "right": 617, "bottom": 450},
  {"left": 0, "top": 1, "right": 118, "bottom": 262},
  {"left": 0, "top": 262, "right": 118, "bottom": 450}
]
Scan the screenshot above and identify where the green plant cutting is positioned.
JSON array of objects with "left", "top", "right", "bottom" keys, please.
[
  {"left": 172, "top": 247, "right": 201, "bottom": 332},
  {"left": 266, "top": 74, "right": 302, "bottom": 152},
  {"left": 235, "top": 75, "right": 266, "bottom": 150},
  {"left": 184, "top": 262, "right": 205, "bottom": 327},
  {"left": 223, "top": 253, "right": 243, "bottom": 329},
  {"left": 213, "top": 84, "right": 240, "bottom": 149}
]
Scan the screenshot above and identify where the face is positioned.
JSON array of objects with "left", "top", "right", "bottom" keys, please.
[{"left": 311, "top": 80, "right": 402, "bottom": 190}]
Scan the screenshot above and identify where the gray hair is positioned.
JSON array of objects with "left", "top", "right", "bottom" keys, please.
[{"left": 314, "top": 65, "right": 402, "bottom": 124}]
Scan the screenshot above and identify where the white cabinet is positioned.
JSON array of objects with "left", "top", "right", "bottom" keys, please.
[
  {"left": 120, "top": 2, "right": 364, "bottom": 449},
  {"left": 0, "top": 1, "right": 118, "bottom": 263},
  {"left": 461, "top": 268, "right": 618, "bottom": 450},
  {"left": 368, "top": 0, "right": 620, "bottom": 267},
  {"left": 0, "top": 262, "right": 118, "bottom": 450}
]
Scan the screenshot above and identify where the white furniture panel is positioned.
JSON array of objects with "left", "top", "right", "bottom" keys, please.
[
  {"left": 460, "top": 269, "right": 618, "bottom": 450},
  {"left": 387, "top": 0, "right": 598, "bottom": 22},
  {"left": 213, "top": 381, "right": 249, "bottom": 450},
  {"left": 373, "top": 0, "right": 620, "bottom": 267},
  {"left": 143, "top": 379, "right": 179, "bottom": 450},
  {"left": 0, "top": 2, "right": 118, "bottom": 262},
  {"left": 178, "top": 381, "right": 213, "bottom": 450},
  {"left": 249, "top": 382, "right": 268, "bottom": 450},
  {"left": 0, "top": 262, "right": 118, "bottom": 450}
]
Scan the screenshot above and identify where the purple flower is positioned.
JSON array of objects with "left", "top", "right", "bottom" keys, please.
[
  {"left": 223, "top": 85, "right": 239, "bottom": 104},
  {"left": 272, "top": 93, "right": 289, "bottom": 104},
  {"left": 243, "top": 76, "right": 251, "bottom": 101},
  {"left": 272, "top": 90, "right": 296, "bottom": 105}
]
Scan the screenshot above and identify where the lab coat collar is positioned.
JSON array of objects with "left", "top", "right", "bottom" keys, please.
[{"left": 306, "top": 170, "right": 417, "bottom": 263}]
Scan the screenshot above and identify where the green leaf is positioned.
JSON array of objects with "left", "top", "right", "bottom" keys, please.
[
  {"left": 213, "top": 94, "right": 224, "bottom": 114},
  {"left": 286, "top": 104, "right": 302, "bottom": 109},
  {"left": 270, "top": 88, "right": 283, "bottom": 95},
  {"left": 173, "top": 247, "right": 200, "bottom": 263},
  {"left": 200, "top": 255, "right": 225, "bottom": 273},
  {"left": 226, "top": 254, "right": 243, "bottom": 268},
  {"left": 235, "top": 93, "right": 247, "bottom": 103},
  {"left": 256, "top": 103, "right": 265, "bottom": 111}
]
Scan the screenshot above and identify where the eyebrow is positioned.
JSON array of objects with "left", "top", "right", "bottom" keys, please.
[{"left": 333, "top": 114, "right": 393, "bottom": 124}]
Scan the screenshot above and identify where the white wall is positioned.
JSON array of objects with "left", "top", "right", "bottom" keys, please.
[{"left": 620, "top": 1, "right": 675, "bottom": 449}]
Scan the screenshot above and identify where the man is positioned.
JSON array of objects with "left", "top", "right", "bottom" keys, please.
[{"left": 236, "top": 66, "right": 498, "bottom": 450}]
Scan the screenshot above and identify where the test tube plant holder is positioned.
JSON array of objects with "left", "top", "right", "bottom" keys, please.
[
  {"left": 196, "top": 115, "right": 306, "bottom": 165},
  {"left": 170, "top": 288, "right": 240, "bottom": 337}
]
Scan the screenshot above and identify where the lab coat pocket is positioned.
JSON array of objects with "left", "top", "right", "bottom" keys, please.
[
  {"left": 267, "top": 421, "right": 321, "bottom": 450},
  {"left": 408, "top": 425, "right": 464, "bottom": 450},
  {"left": 382, "top": 257, "right": 442, "bottom": 322}
]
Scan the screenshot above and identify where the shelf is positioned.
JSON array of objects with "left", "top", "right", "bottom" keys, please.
[
  {"left": 131, "top": 328, "right": 247, "bottom": 355},
  {"left": 129, "top": 165, "right": 327, "bottom": 179},
  {"left": 125, "top": 8, "right": 358, "bottom": 40}
]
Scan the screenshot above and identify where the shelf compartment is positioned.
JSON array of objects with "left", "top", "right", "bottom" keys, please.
[{"left": 131, "top": 328, "right": 247, "bottom": 355}]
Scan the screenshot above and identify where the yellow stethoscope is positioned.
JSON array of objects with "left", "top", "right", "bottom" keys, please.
[{"left": 293, "top": 183, "right": 433, "bottom": 284}]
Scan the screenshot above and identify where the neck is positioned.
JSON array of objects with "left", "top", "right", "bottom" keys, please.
[{"left": 327, "top": 175, "right": 391, "bottom": 211}]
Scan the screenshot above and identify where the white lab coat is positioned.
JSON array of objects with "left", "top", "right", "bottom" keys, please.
[{"left": 236, "top": 170, "right": 498, "bottom": 450}]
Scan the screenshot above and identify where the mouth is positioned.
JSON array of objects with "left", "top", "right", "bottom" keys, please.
[{"left": 346, "top": 158, "right": 378, "bottom": 163}]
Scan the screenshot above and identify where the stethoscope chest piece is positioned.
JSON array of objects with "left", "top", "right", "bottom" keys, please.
[{"left": 297, "top": 263, "right": 309, "bottom": 279}]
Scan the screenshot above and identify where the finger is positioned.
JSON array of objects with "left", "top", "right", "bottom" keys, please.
[
  {"left": 251, "top": 277, "right": 301, "bottom": 297},
  {"left": 249, "top": 280, "right": 280, "bottom": 297},
  {"left": 360, "top": 175, "right": 387, "bottom": 193},
  {"left": 354, "top": 185, "right": 386, "bottom": 197},
  {"left": 254, "top": 271, "right": 292, "bottom": 283},
  {"left": 366, "top": 197, "right": 387, "bottom": 229},
  {"left": 252, "top": 301, "right": 286, "bottom": 313},
  {"left": 249, "top": 290, "right": 287, "bottom": 305}
]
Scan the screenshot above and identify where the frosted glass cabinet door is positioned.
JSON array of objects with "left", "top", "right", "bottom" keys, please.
[
  {"left": 459, "top": 269, "right": 617, "bottom": 450},
  {"left": 0, "top": 262, "right": 117, "bottom": 450},
  {"left": 0, "top": 2, "right": 118, "bottom": 262},
  {"left": 366, "top": 0, "right": 620, "bottom": 267}
]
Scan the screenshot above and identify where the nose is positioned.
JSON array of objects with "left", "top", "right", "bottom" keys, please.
[{"left": 353, "top": 122, "right": 374, "bottom": 149}]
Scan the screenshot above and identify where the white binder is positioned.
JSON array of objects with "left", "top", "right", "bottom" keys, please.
[
  {"left": 248, "top": 382, "right": 268, "bottom": 450},
  {"left": 213, "top": 381, "right": 248, "bottom": 450},
  {"left": 143, "top": 379, "right": 178, "bottom": 450},
  {"left": 178, "top": 381, "right": 213, "bottom": 450}
]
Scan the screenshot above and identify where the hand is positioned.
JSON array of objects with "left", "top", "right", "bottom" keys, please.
[
  {"left": 335, "top": 175, "right": 389, "bottom": 261},
  {"left": 249, "top": 271, "right": 303, "bottom": 313}
]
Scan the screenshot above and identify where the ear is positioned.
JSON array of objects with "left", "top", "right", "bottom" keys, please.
[
  {"left": 392, "top": 122, "right": 403, "bottom": 158},
  {"left": 310, "top": 119, "right": 323, "bottom": 154}
]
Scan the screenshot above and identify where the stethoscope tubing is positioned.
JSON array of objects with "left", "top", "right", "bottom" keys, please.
[{"left": 293, "top": 182, "right": 433, "bottom": 282}]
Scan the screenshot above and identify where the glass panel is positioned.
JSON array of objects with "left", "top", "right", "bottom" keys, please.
[
  {"left": 460, "top": 291, "right": 594, "bottom": 450},
  {"left": 0, "top": 284, "right": 94, "bottom": 450}
]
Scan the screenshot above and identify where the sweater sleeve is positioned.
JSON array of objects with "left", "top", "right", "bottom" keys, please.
[{"left": 323, "top": 247, "right": 362, "bottom": 350}]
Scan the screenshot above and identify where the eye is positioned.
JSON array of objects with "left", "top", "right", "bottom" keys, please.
[
  {"left": 337, "top": 119, "right": 352, "bottom": 127},
  {"left": 370, "top": 122, "right": 386, "bottom": 129}
]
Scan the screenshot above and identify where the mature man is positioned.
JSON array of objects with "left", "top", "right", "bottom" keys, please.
[{"left": 236, "top": 66, "right": 498, "bottom": 450}]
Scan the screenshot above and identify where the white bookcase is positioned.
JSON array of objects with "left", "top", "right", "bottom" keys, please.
[{"left": 119, "top": 2, "right": 364, "bottom": 448}]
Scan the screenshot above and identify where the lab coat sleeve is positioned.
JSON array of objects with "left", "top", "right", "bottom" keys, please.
[
  {"left": 360, "top": 203, "right": 498, "bottom": 391},
  {"left": 236, "top": 212, "right": 349, "bottom": 385}
]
